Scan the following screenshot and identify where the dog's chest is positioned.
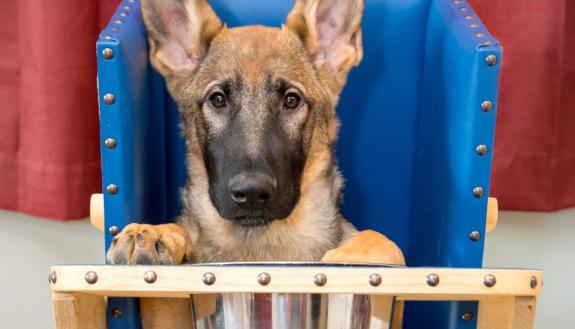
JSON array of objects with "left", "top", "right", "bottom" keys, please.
[{"left": 196, "top": 227, "right": 338, "bottom": 263}]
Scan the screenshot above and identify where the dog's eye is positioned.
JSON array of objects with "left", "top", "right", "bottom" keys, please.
[
  {"left": 283, "top": 93, "right": 301, "bottom": 110},
  {"left": 209, "top": 92, "right": 227, "bottom": 108}
]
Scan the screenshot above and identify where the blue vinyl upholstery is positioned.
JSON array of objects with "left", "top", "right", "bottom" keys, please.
[{"left": 97, "top": 1, "right": 501, "bottom": 328}]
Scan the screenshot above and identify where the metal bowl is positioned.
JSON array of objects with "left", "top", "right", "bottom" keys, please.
[{"left": 190, "top": 262, "right": 397, "bottom": 329}]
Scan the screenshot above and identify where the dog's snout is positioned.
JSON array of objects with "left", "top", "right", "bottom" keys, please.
[{"left": 229, "top": 173, "right": 276, "bottom": 208}]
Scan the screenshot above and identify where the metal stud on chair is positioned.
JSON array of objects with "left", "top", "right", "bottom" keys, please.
[
  {"left": 144, "top": 271, "right": 157, "bottom": 284},
  {"left": 314, "top": 273, "right": 327, "bottom": 286},
  {"left": 104, "top": 138, "right": 116, "bottom": 149},
  {"left": 462, "top": 311, "right": 474, "bottom": 321},
  {"left": 202, "top": 272, "right": 216, "bottom": 285},
  {"left": 481, "top": 100, "right": 493, "bottom": 112},
  {"left": 483, "top": 274, "right": 496, "bottom": 287},
  {"left": 530, "top": 276, "right": 538, "bottom": 289},
  {"left": 102, "top": 48, "right": 114, "bottom": 60},
  {"left": 112, "top": 308, "right": 123, "bottom": 318},
  {"left": 49, "top": 271, "right": 57, "bottom": 284},
  {"left": 85, "top": 271, "right": 98, "bottom": 284},
  {"left": 472, "top": 187, "right": 484, "bottom": 197},
  {"left": 103, "top": 93, "right": 116, "bottom": 105},
  {"left": 485, "top": 54, "right": 498, "bottom": 66},
  {"left": 106, "top": 184, "right": 118, "bottom": 195},
  {"left": 475, "top": 144, "right": 488, "bottom": 155},
  {"left": 108, "top": 226, "right": 120, "bottom": 236},
  {"left": 469, "top": 231, "right": 481, "bottom": 241},
  {"left": 369, "top": 273, "right": 382, "bottom": 287},
  {"left": 426, "top": 273, "right": 440, "bottom": 287},
  {"left": 257, "top": 272, "right": 271, "bottom": 286}
]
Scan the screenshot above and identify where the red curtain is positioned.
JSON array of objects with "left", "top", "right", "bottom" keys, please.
[
  {"left": 0, "top": 0, "right": 119, "bottom": 220},
  {"left": 471, "top": 0, "right": 575, "bottom": 211}
]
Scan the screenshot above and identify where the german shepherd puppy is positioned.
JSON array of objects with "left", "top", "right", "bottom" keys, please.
[{"left": 107, "top": 0, "right": 405, "bottom": 327}]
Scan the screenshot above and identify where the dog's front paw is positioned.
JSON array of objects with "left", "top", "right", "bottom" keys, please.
[
  {"left": 106, "top": 223, "right": 193, "bottom": 265},
  {"left": 322, "top": 230, "right": 405, "bottom": 266}
]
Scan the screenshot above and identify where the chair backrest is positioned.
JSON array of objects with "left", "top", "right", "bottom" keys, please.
[{"left": 97, "top": 1, "right": 501, "bottom": 328}]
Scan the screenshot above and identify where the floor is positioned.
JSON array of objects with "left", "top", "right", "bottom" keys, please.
[{"left": 0, "top": 208, "right": 572, "bottom": 329}]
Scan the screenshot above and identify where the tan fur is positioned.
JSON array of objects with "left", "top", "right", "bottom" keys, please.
[{"left": 107, "top": 0, "right": 405, "bottom": 328}]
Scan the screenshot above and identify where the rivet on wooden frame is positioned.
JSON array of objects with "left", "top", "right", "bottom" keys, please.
[
  {"left": 483, "top": 274, "right": 496, "bottom": 287},
  {"left": 144, "top": 271, "right": 157, "bottom": 284},
  {"left": 202, "top": 272, "right": 216, "bottom": 285},
  {"left": 369, "top": 273, "right": 382, "bottom": 287},
  {"left": 314, "top": 273, "right": 327, "bottom": 286},
  {"left": 49, "top": 271, "right": 57, "bottom": 284},
  {"left": 426, "top": 273, "right": 440, "bottom": 287},
  {"left": 257, "top": 272, "right": 271, "bottom": 286},
  {"left": 85, "top": 271, "right": 98, "bottom": 284}
]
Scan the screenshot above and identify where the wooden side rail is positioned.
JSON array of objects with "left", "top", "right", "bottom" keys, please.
[
  {"left": 50, "top": 265, "right": 541, "bottom": 329},
  {"left": 90, "top": 194, "right": 501, "bottom": 233}
]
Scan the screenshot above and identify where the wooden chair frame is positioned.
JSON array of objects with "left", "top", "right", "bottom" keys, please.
[{"left": 50, "top": 265, "right": 541, "bottom": 329}]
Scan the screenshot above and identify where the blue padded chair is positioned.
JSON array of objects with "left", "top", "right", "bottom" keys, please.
[{"left": 97, "top": 0, "right": 501, "bottom": 328}]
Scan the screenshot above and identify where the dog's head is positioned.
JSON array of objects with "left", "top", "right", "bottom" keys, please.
[{"left": 142, "top": 0, "right": 364, "bottom": 227}]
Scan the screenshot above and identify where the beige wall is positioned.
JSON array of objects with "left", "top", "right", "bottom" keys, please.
[
  {"left": 0, "top": 208, "right": 572, "bottom": 328},
  {"left": 0, "top": 211, "right": 103, "bottom": 329},
  {"left": 484, "top": 208, "right": 575, "bottom": 329}
]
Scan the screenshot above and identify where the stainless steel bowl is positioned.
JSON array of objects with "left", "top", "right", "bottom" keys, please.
[{"left": 189, "top": 263, "right": 397, "bottom": 329}]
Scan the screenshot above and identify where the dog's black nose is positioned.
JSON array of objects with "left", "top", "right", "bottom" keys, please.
[{"left": 229, "top": 173, "right": 276, "bottom": 208}]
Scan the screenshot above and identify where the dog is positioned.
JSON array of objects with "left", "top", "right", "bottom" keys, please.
[{"left": 106, "top": 0, "right": 405, "bottom": 327}]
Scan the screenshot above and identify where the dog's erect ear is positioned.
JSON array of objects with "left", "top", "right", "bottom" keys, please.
[
  {"left": 285, "top": 0, "right": 364, "bottom": 85},
  {"left": 141, "top": 0, "right": 222, "bottom": 78}
]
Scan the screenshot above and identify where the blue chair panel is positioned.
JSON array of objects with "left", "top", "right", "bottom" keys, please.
[
  {"left": 96, "top": 1, "right": 501, "bottom": 328},
  {"left": 405, "top": 1, "right": 501, "bottom": 327},
  {"left": 337, "top": 0, "right": 430, "bottom": 254}
]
